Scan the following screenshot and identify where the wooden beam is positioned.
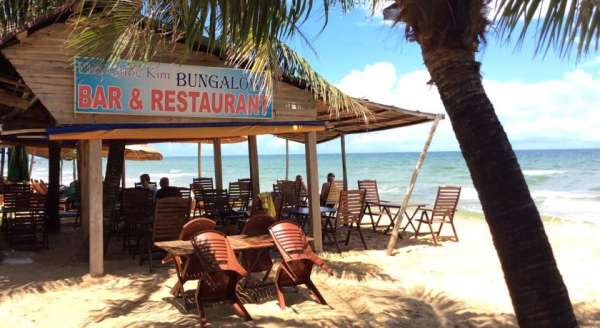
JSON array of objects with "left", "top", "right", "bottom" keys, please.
[
  {"left": 248, "top": 135, "right": 260, "bottom": 195},
  {"left": 340, "top": 134, "right": 348, "bottom": 191},
  {"left": 0, "top": 89, "right": 29, "bottom": 109},
  {"left": 78, "top": 142, "right": 89, "bottom": 237},
  {"left": 386, "top": 116, "right": 441, "bottom": 255},
  {"left": 83, "top": 139, "right": 104, "bottom": 276},
  {"left": 305, "top": 131, "right": 322, "bottom": 252},
  {"left": 213, "top": 138, "right": 223, "bottom": 190}
]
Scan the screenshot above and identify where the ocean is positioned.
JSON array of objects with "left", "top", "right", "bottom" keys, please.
[{"left": 29, "top": 148, "right": 600, "bottom": 224}]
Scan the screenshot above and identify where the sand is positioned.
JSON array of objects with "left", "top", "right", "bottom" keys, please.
[{"left": 1, "top": 214, "right": 599, "bottom": 327}]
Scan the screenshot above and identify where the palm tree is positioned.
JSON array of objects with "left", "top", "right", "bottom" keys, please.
[{"left": 379, "top": 1, "right": 600, "bottom": 326}]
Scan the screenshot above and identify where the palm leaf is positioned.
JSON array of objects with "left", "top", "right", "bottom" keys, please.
[{"left": 494, "top": 0, "right": 600, "bottom": 58}]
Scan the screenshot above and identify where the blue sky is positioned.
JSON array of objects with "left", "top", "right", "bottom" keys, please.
[{"left": 155, "top": 5, "right": 600, "bottom": 157}]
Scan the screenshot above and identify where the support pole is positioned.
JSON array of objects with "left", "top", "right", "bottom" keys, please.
[
  {"left": 340, "top": 134, "right": 348, "bottom": 191},
  {"left": 285, "top": 139, "right": 290, "bottom": 181},
  {"left": 197, "top": 143, "right": 202, "bottom": 178},
  {"left": 121, "top": 157, "right": 126, "bottom": 188},
  {"left": 60, "top": 160, "right": 63, "bottom": 185},
  {"left": 46, "top": 142, "right": 61, "bottom": 233},
  {"left": 28, "top": 154, "right": 35, "bottom": 177},
  {"left": 305, "top": 131, "right": 322, "bottom": 252},
  {"left": 83, "top": 139, "right": 103, "bottom": 276},
  {"left": 385, "top": 116, "right": 441, "bottom": 255},
  {"left": 248, "top": 135, "right": 260, "bottom": 196},
  {"left": 0, "top": 147, "right": 5, "bottom": 180},
  {"left": 78, "top": 142, "right": 89, "bottom": 237},
  {"left": 213, "top": 138, "right": 223, "bottom": 190},
  {"left": 72, "top": 158, "right": 77, "bottom": 183}
]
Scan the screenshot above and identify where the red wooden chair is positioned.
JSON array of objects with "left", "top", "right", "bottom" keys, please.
[
  {"left": 269, "top": 221, "right": 332, "bottom": 310},
  {"left": 239, "top": 214, "right": 276, "bottom": 283},
  {"left": 168, "top": 217, "right": 217, "bottom": 298},
  {"left": 191, "top": 230, "right": 251, "bottom": 324},
  {"left": 414, "top": 186, "right": 461, "bottom": 244}
]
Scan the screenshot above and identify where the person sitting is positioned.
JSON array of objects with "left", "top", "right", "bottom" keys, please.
[
  {"left": 320, "top": 172, "right": 335, "bottom": 206},
  {"left": 155, "top": 177, "right": 181, "bottom": 199},
  {"left": 139, "top": 174, "right": 156, "bottom": 191},
  {"left": 295, "top": 174, "right": 308, "bottom": 194}
]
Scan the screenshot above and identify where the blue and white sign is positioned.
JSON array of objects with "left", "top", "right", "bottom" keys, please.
[{"left": 74, "top": 57, "right": 272, "bottom": 119}]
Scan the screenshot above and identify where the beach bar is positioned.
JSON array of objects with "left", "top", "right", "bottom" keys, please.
[{"left": 0, "top": 8, "right": 441, "bottom": 276}]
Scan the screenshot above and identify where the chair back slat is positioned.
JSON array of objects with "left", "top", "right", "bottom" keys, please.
[
  {"left": 432, "top": 186, "right": 461, "bottom": 220},
  {"left": 325, "top": 180, "right": 344, "bottom": 207},
  {"left": 134, "top": 181, "right": 157, "bottom": 188},
  {"left": 3, "top": 183, "right": 32, "bottom": 211},
  {"left": 358, "top": 180, "right": 380, "bottom": 204},
  {"left": 152, "top": 197, "right": 189, "bottom": 241},
  {"left": 191, "top": 230, "right": 247, "bottom": 276},
  {"left": 336, "top": 189, "right": 366, "bottom": 226},
  {"left": 269, "top": 221, "right": 310, "bottom": 261},
  {"left": 179, "top": 217, "right": 216, "bottom": 240},
  {"left": 241, "top": 214, "right": 275, "bottom": 236}
]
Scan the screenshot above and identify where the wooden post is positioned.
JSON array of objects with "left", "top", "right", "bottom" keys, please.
[
  {"left": 0, "top": 147, "right": 5, "bottom": 180},
  {"left": 83, "top": 139, "right": 103, "bottom": 276},
  {"left": 72, "top": 158, "right": 77, "bottom": 183},
  {"left": 60, "top": 160, "right": 63, "bottom": 185},
  {"left": 121, "top": 157, "right": 126, "bottom": 188},
  {"left": 248, "top": 135, "right": 260, "bottom": 196},
  {"left": 197, "top": 143, "right": 202, "bottom": 178},
  {"left": 340, "top": 134, "right": 348, "bottom": 191},
  {"left": 46, "top": 141, "right": 61, "bottom": 233},
  {"left": 385, "top": 116, "right": 441, "bottom": 255},
  {"left": 213, "top": 138, "right": 223, "bottom": 190},
  {"left": 305, "top": 131, "right": 322, "bottom": 252},
  {"left": 28, "top": 154, "right": 35, "bottom": 177},
  {"left": 285, "top": 139, "right": 290, "bottom": 181}
]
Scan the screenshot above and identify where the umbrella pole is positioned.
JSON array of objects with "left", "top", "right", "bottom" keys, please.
[
  {"left": 29, "top": 154, "right": 35, "bottom": 178},
  {"left": 72, "top": 159, "right": 77, "bottom": 182},
  {"left": 0, "top": 147, "right": 5, "bottom": 180},
  {"left": 60, "top": 160, "right": 63, "bottom": 185},
  {"left": 121, "top": 156, "right": 126, "bottom": 188},
  {"left": 197, "top": 143, "right": 202, "bottom": 178},
  {"left": 285, "top": 139, "right": 289, "bottom": 181},
  {"left": 341, "top": 134, "right": 348, "bottom": 191}
]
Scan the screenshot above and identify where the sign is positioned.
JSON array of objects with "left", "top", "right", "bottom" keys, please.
[{"left": 74, "top": 57, "right": 272, "bottom": 119}]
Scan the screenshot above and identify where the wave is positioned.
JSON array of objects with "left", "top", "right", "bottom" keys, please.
[{"left": 523, "top": 169, "right": 566, "bottom": 176}]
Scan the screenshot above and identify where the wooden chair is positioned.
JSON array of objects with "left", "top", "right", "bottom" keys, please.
[
  {"left": 2, "top": 183, "right": 32, "bottom": 236},
  {"left": 269, "top": 221, "right": 332, "bottom": 310},
  {"left": 169, "top": 217, "right": 217, "bottom": 299},
  {"left": 120, "top": 188, "right": 155, "bottom": 256},
  {"left": 239, "top": 214, "right": 276, "bottom": 283},
  {"left": 191, "top": 230, "right": 251, "bottom": 324},
  {"left": 414, "top": 186, "right": 461, "bottom": 244},
  {"left": 144, "top": 197, "right": 189, "bottom": 272},
  {"left": 134, "top": 181, "right": 157, "bottom": 189},
  {"left": 324, "top": 180, "right": 343, "bottom": 207},
  {"left": 358, "top": 180, "right": 386, "bottom": 232},
  {"left": 191, "top": 177, "right": 214, "bottom": 216},
  {"left": 7, "top": 193, "right": 48, "bottom": 249},
  {"left": 277, "top": 181, "right": 301, "bottom": 220},
  {"left": 324, "top": 190, "right": 367, "bottom": 251}
]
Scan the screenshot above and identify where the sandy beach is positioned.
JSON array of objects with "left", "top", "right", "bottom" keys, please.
[{"left": 1, "top": 214, "right": 599, "bottom": 327}]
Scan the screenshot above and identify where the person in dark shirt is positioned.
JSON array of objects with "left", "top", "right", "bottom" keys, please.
[
  {"left": 320, "top": 172, "right": 336, "bottom": 205},
  {"left": 155, "top": 177, "right": 181, "bottom": 199}
]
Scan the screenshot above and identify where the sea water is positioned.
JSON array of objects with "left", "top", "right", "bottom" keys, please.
[{"left": 29, "top": 149, "right": 600, "bottom": 224}]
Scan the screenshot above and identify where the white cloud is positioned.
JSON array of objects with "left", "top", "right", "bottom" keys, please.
[{"left": 335, "top": 61, "right": 600, "bottom": 152}]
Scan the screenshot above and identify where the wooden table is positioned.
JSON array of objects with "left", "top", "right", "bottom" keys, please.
[
  {"left": 367, "top": 201, "right": 426, "bottom": 235},
  {"left": 288, "top": 206, "right": 337, "bottom": 229},
  {"left": 155, "top": 234, "right": 275, "bottom": 256}
]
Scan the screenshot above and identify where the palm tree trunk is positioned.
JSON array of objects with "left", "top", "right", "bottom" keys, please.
[{"left": 422, "top": 48, "right": 577, "bottom": 327}]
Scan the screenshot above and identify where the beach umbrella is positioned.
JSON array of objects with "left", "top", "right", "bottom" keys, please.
[{"left": 7, "top": 145, "right": 29, "bottom": 182}]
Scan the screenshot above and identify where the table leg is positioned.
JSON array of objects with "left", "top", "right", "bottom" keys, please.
[{"left": 401, "top": 207, "right": 422, "bottom": 235}]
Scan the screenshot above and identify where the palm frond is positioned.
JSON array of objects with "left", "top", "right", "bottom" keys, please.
[
  {"left": 226, "top": 36, "right": 368, "bottom": 119},
  {"left": 0, "top": 0, "right": 69, "bottom": 37},
  {"left": 494, "top": 0, "right": 600, "bottom": 58}
]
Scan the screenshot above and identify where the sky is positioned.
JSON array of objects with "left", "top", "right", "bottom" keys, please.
[{"left": 154, "top": 4, "right": 600, "bottom": 157}]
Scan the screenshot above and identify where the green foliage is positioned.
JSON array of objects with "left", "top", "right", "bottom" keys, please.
[
  {"left": 494, "top": 0, "right": 600, "bottom": 58},
  {"left": 0, "top": 0, "right": 68, "bottom": 37}
]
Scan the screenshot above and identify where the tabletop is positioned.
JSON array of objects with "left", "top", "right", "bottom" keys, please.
[
  {"left": 368, "top": 201, "right": 427, "bottom": 209},
  {"left": 155, "top": 234, "right": 313, "bottom": 256}
]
